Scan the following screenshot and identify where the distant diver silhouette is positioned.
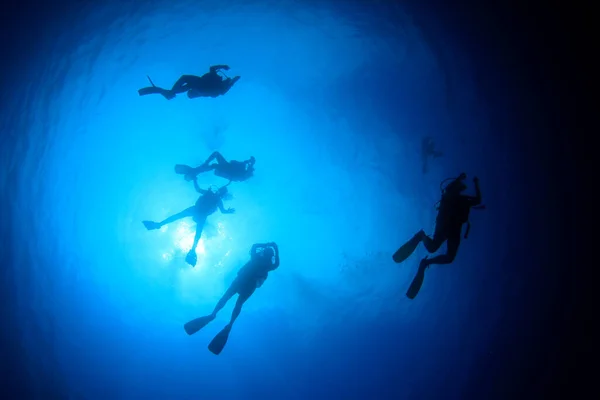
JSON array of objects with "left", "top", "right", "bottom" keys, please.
[
  {"left": 138, "top": 65, "right": 240, "bottom": 100},
  {"left": 421, "top": 136, "right": 444, "bottom": 174},
  {"left": 142, "top": 179, "right": 235, "bottom": 266},
  {"left": 175, "top": 151, "right": 255, "bottom": 183},
  {"left": 393, "top": 173, "right": 485, "bottom": 298},
  {"left": 183, "top": 243, "right": 280, "bottom": 355}
]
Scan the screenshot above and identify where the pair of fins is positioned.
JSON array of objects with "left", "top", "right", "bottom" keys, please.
[
  {"left": 185, "top": 250, "right": 197, "bottom": 267},
  {"left": 183, "top": 315, "right": 232, "bottom": 355},
  {"left": 392, "top": 232, "right": 427, "bottom": 299},
  {"left": 174, "top": 163, "right": 206, "bottom": 181},
  {"left": 174, "top": 164, "right": 193, "bottom": 176},
  {"left": 138, "top": 76, "right": 176, "bottom": 100}
]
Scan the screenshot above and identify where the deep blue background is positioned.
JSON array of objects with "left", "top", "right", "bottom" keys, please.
[{"left": 0, "top": 0, "right": 589, "bottom": 398}]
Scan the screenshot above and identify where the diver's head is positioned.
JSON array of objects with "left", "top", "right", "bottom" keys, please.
[
  {"left": 248, "top": 156, "right": 256, "bottom": 166},
  {"left": 443, "top": 173, "right": 467, "bottom": 196},
  {"left": 217, "top": 186, "right": 228, "bottom": 197}
]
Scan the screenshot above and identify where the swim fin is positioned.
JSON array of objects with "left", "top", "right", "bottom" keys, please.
[
  {"left": 393, "top": 231, "right": 423, "bottom": 263},
  {"left": 142, "top": 220, "right": 161, "bottom": 230},
  {"left": 185, "top": 250, "right": 197, "bottom": 267},
  {"left": 184, "top": 315, "right": 215, "bottom": 335},
  {"left": 174, "top": 164, "right": 193, "bottom": 175},
  {"left": 138, "top": 86, "right": 161, "bottom": 96},
  {"left": 406, "top": 257, "right": 428, "bottom": 299},
  {"left": 138, "top": 86, "right": 176, "bottom": 100},
  {"left": 208, "top": 325, "right": 231, "bottom": 355}
]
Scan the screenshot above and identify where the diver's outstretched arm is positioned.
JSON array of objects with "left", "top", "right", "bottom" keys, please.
[
  {"left": 471, "top": 177, "right": 482, "bottom": 206},
  {"left": 158, "top": 206, "right": 195, "bottom": 226},
  {"left": 218, "top": 199, "right": 235, "bottom": 214}
]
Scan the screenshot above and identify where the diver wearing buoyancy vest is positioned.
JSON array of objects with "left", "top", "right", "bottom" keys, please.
[{"left": 392, "top": 173, "right": 484, "bottom": 298}]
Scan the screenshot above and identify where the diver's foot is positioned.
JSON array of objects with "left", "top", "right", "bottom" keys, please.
[
  {"left": 419, "top": 256, "right": 430, "bottom": 270},
  {"left": 416, "top": 230, "right": 426, "bottom": 241},
  {"left": 142, "top": 220, "right": 161, "bottom": 230},
  {"left": 185, "top": 250, "right": 198, "bottom": 266}
]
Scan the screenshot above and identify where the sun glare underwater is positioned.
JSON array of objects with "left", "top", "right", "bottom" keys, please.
[{"left": 1, "top": 0, "right": 528, "bottom": 398}]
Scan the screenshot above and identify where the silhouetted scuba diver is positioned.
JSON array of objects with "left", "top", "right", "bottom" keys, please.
[
  {"left": 138, "top": 65, "right": 240, "bottom": 100},
  {"left": 142, "top": 179, "right": 235, "bottom": 266},
  {"left": 183, "top": 242, "right": 280, "bottom": 355},
  {"left": 392, "top": 173, "right": 485, "bottom": 299},
  {"left": 175, "top": 151, "right": 255, "bottom": 183},
  {"left": 421, "top": 136, "right": 444, "bottom": 174}
]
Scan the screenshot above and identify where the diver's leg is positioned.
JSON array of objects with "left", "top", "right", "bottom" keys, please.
[
  {"left": 190, "top": 218, "right": 206, "bottom": 252},
  {"left": 170, "top": 75, "right": 197, "bottom": 94},
  {"left": 185, "top": 216, "right": 207, "bottom": 266},
  {"left": 421, "top": 229, "right": 445, "bottom": 253},
  {"left": 138, "top": 86, "right": 176, "bottom": 100},
  {"left": 206, "top": 152, "right": 229, "bottom": 176},
  {"left": 210, "top": 284, "right": 238, "bottom": 317},
  {"left": 158, "top": 206, "right": 195, "bottom": 227},
  {"left": 193, "top": 163, "right": 216, "bottom": 173},
  {"left": 424, "top": 229, "right": 461, "bottom": 266},
  {"left": 227, "top": 286, "right": 255, "bottom": 328},
  {"left": 205, "top": 151, "right": 227, "bottom": 165},
  {"left": 182, "top": 164, "right": 214, "bottom": 181},
  {"left": 432, "top": 151, "right": 444, "bottom": 158}
]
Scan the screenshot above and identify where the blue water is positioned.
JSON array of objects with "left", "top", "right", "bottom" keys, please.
[{"left": 1, "top": 1, "right": 554, "bottom": 399}]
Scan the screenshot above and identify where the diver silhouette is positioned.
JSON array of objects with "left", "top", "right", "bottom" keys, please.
[
  {"left": 393, "top": 173, "right": 484, "bottom": 298},
  {"left": 421, "top": 136, "right": 444, "bottom": 174},
  {"left": 175, "top": 151, "right": 255, "bottom": 183},
  {"left": 142, "top": 179, "right": 235, "bottom": 266},
  {"left": 138, "top": 65, "right": 240, "bottom": 100},
  {"left": 183, "top": 242, "right": 280, "bottom": 355}
]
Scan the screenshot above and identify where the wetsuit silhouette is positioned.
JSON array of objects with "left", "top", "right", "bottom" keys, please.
[
  {"left": 138, "top": 65, "right": 240, "bottom": 100},
  {"left": 175, "top": 151, "right": 255, "bottom": 182},
  {"left": 183, "top": 243, "right": 280, "bottom": 354},
  {"left": 142, "top": 180, "right": 235, "bottom": 266}
]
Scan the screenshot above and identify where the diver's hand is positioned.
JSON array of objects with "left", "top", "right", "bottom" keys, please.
[
  {"left": 226, "top": 208, "right": 235, "bottom": 214},
  {"left": 222, "top": 65, "right": 230, "bottom": 70}
]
